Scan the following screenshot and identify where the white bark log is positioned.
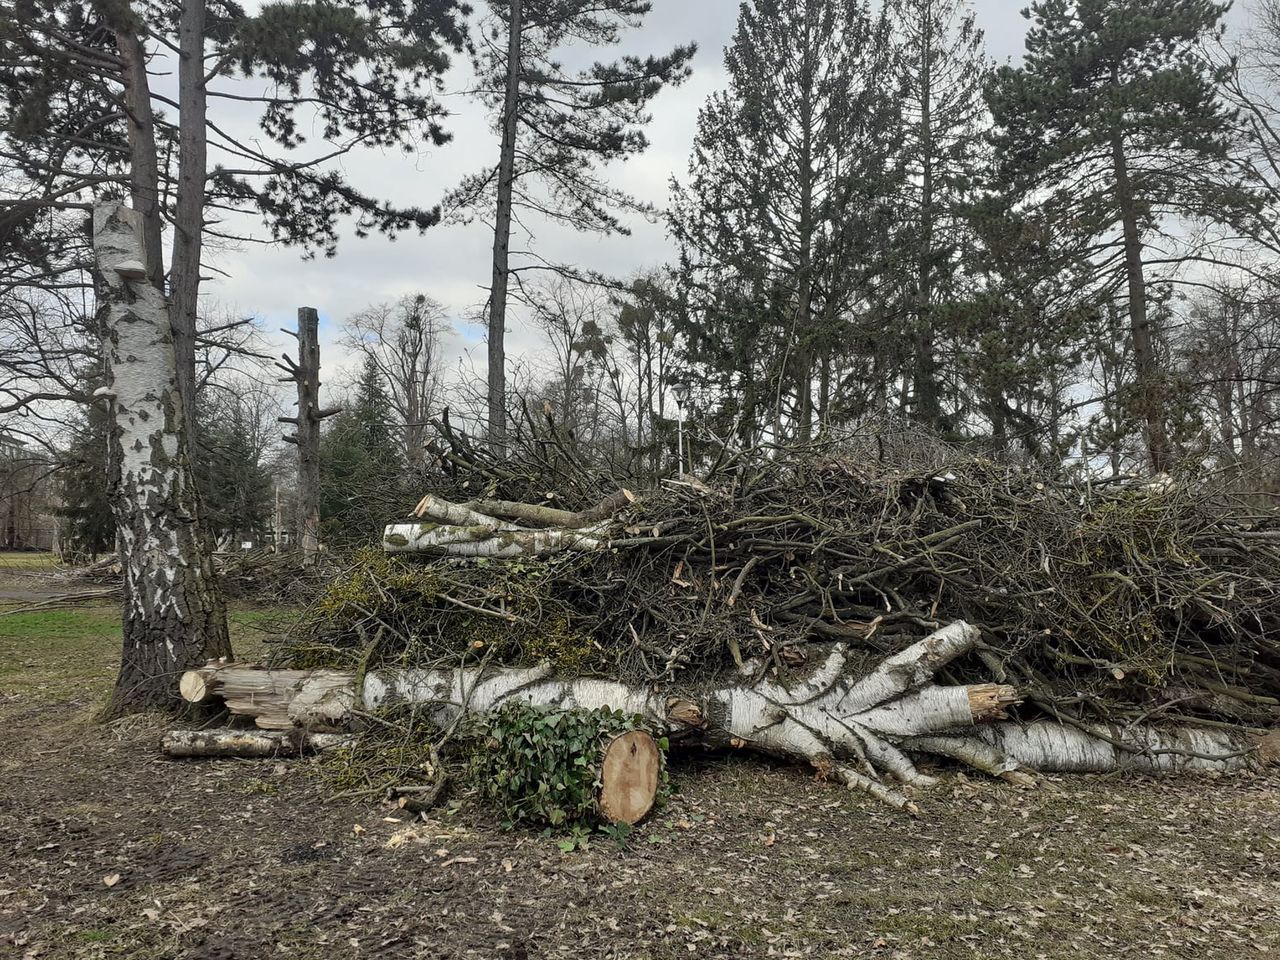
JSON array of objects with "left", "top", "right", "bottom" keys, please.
[
  {"left": 974, "top": 720, "right": 1261, "bottom": 773},
  {"left": 180, "top": 623, "right": 1275, "bottom": 811},
  {"left": 383, "top": 521, "right": 606, "bottom": 556},
  {"left": 162, "top": 728, "right": 353, "bottom": 758}
]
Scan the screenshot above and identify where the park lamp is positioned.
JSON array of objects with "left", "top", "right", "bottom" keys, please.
[{"left": 668, "top": 375, "right": 692, "bottom": 476}]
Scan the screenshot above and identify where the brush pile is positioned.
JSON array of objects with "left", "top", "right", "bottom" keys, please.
[{"left": 279, "top": 443, "right": 1280, "bottom": 734}]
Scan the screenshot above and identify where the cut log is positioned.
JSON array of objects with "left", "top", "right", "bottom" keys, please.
[
  {"left": 382, "top": 521, "right": 606, "bottom": 557},
  {"left": 181, "top": 664, "right": 355, "bottom": 730},
  {"left": 457, "top": 489, "right": 636, "bottom": 528},
  {"left": 178, "top": 622, "right": 1276, "bottom": 811},
  {"left": 161, "top": 728, "right": 353, "bottom": 758},
  {"left": 598, "top": 730, "right": 661, "bottom": 824}
]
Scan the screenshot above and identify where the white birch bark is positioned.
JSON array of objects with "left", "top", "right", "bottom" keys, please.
[
  {"left": 184, "top": 621, "right": 1273, "bottom": 811},
  {"left": 95, "top": 202, "right": 229, "bottom": 713},
  {"left": 383, "top": 521, "right": 606, "bottom": 556}
]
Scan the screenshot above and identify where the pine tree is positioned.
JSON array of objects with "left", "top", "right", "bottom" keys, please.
[
  {"left": 986, "top": 0, "right": 1247, "bottom": 472},
  {"left": 448, "top": 0, "right": 695, "bottom": 451},
  {"left": 888, "top": 0, "right": 989, "bottom": 430},
  {"left": 671, "top": 0, "right": 902, "bottom": 442},
  {"left": 955, "top": 194, "right": 1095, "bottom": 457}
]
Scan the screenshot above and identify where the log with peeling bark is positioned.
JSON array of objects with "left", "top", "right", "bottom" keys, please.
[
  {"left": 178, "top": 622, "right": 1276, "bottom": 813},
  {"left": 180, "top": 661, "right": 355, "bottom": 730},
  {"left": 161, "top": 728, "right": 355, "bottom": 758}
]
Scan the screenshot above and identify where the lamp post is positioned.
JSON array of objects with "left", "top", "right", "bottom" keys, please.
[{"left": 670, "top": 377, "right": 691, "bottom": 477}]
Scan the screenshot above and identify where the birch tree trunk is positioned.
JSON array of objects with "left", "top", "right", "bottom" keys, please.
[
  {"left": 182, "top": 622, "right": 1276, "bottom": 812},
  {"left": 94, "top": 203, "right": 230, "bottom": 715}
]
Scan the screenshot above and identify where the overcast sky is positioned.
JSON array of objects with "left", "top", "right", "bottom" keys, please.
[{"left": 199, "top": 0, "right": 1242, "bottom": 395}]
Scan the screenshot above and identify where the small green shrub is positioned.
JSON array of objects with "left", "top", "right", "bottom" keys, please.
[{"left": 469, "top": 703, "right": 667, "bottom": 830}]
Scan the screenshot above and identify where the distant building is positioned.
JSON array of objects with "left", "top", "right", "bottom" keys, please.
[{"left": 0, "top": 432, "right": 60, "bottom": 552}]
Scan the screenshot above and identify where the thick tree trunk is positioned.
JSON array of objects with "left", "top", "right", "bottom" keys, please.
[
  {"left": 94, "top": 203, "right": 231, "bottom": 716},
  {"left": 182, "top": 622, "right": 1271, "bottom": 814},
  {"left": 169, "top": 0, "right": 208, "bottom": 442},
  {"left": 487, "top": 0, "right": 523, "bottom": 455}
]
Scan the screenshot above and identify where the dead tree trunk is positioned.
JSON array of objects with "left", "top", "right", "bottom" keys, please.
[
  {"left": 182, "top": 622, "right": 1275, "bottom": 815},
  {"left": 94, "top": 202, "right": 231, "bottom": 715},
  {"left": 279, "top": 307, "right": 339, "bottom": 565}
]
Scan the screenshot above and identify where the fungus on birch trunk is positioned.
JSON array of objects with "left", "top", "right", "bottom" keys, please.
[{"left": 94, "top": 202, "right": 230, "bottom": 715}]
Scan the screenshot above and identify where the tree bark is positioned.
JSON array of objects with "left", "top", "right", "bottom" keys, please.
[
  {"left": 1110, "top": 88, "right": 1171, "bottom": 473},
  {"left": 184, "top": 621, "right": 1274, "bottom": 813},
  {"left": 94, "top": 203, "right": 231, "bottom": 716},
  {"left": 111, "top": 17, "right": 164, "bottom": 293},
  {"left": 487, "top": 0, "right": 523, "bottom": 455},
  {"left": 169, "top": 0, "right": 209, "bottom": 441},
  {"left": 162, "top": 728, "right": 353, "bottom": 758},
  {"left": 280, "top": 307, "right": 337, "bottom": 565},
  {"left": 384, "top": 520, "right": 606, "bottom": 557}
]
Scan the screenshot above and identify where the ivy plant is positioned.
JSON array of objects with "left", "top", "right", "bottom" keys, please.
[{"left": 470, "top": 703, "right": 668, "bottom": 830}]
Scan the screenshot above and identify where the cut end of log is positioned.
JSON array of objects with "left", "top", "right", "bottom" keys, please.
[
  {"left": 664, "top": 697, "right": 705, "bottom": 730},
  {"left": 1256, "top": 730, "right": 1280, "bottom": 766},
  {"left": 598, "top": 730, "right": 661, "bottom": 825},
  {"left": 967, "top": 684, "right": 1021, "bottom": 722},
  {"left": 180, "top": 669, "right": 211, "bottom": 703}
]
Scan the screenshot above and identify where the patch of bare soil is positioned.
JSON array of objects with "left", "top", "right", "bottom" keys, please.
[
  {"left": 1, "top": 699, "right": 1277, "bottom": 960},
  {"left": 0, "top": 570, "right": 103, "bottom": 605}
]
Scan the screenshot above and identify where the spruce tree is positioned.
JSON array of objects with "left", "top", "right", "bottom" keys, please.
[
  {"left": 671, "top": 0, "right": 901, "bottom": 441},
  {"left": 888, "top": 0, "right": 989, "bottom": 431},
  {"left": 320, "top": 357, "right": 405, "bottom": 543},
  {"left": 986, "top": 0, "right": 1247, "bottom": 472},
  {"left": 56, "top": 404, "right": 114, "bottom": 559}
]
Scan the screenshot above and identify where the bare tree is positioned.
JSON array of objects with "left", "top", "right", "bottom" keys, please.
[
  {"left": 1177, "top": 278, "right": 1280, "bottom": 482},
  {"left": 342, "top": 295, "right": 450, "bottom": 470}
]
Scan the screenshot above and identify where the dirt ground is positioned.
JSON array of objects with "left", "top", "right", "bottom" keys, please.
[{"left": 1, "top": 559, "right": 1278, "bottom": 960}]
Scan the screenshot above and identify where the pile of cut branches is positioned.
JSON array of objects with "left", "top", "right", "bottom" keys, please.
[{"left": 283, "top": 445, "right": 1280, "bottom": 734}]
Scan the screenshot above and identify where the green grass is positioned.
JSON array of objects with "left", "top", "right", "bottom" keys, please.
[
  {"left": 0, "top": 607, "right": 122, "bottom": 700},
  {"left": 0, "top": 550, "right": 63, "bottom": 570},
  {"left": 0, "top": 603, "right": 298, "bottom": 702}
]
